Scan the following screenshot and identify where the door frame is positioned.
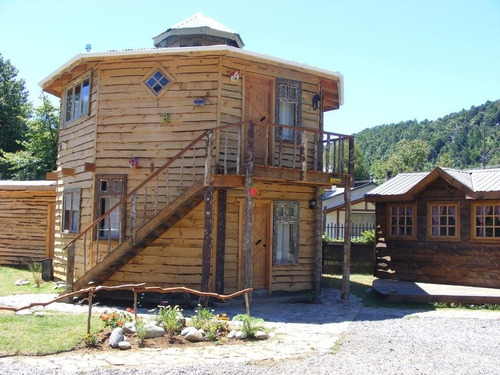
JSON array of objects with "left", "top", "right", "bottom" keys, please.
[
  {"left": 237, "top": 198, "right": 273, "bottom": 293},
  {"left": 242, "top": 73, "right": 275, "bottom": 166}
]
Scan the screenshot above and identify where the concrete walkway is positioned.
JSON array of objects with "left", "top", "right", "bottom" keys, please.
[{"left": 0, "top": 289, "right": 363, "bottom": 372}]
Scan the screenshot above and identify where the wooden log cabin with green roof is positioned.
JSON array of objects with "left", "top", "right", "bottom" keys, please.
[{"left": 40, "top": 13, "right": 353, "bottom": 297}]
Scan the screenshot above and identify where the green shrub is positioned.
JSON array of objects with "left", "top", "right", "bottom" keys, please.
[{"left": 232, "top": 314, "right": 267, "bottom": 338}]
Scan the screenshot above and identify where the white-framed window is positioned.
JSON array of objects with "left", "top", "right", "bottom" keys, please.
[
  {"left": 275, "top": 79, "right": 301, "bottom": 141},
  {"left": 387, "top": 203, "right": 416, "bottom": 239},
  {"left": 273, "top": 200, "right": 300, "bottom": 265},
  {"left": 95, "top": 175, "right": 126, "bottom": 241},
  {"left": 64, "top": 73, "right": 91, "bottom": 125},
  {"left": 62, "top": 189, "right": 81, "bottom": 233},
  {"left": 472, "top": 202, "right": 500, "bottom": 239},
  {"left": 428, "top": 202, "right": 459, "bottom": 240}
]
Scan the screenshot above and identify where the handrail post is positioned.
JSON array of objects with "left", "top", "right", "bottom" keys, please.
[
  {"left": 301, "top": 129, "right": 308, "bottom": 180},
  {"left": 131, "top": 192, "right": 137, "bottom": 244}
]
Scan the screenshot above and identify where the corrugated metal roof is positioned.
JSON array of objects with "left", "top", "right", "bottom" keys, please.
[
  {"left": 470, "top": 168, "right": 500, "bottom": 191},
  {"left": 366, "top": 167, "right": 500, "bottom": 198},
  {"left": 169, "top": 13, "right": 236, "bottom": 33},
  {"left": 323, "top": 182, "right": 378, "bottom": 209},
  {"left": 366, "top": 172, "right": 428, "bottom": 196}
]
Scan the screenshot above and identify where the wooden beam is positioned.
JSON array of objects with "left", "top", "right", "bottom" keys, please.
[
  {"left": 313, "top": 187, "right": 322, "bottom": 294},
  {"left": 46, "top": 172, "right": 58, "bottom": 180},
  {"left": 61, "top": 168, "right": 75, "bottom": 177},
  {"left": 212, "top": 174, "right": 245, "bottom": 187},
  {"left": 84, "top": 163, "right": 96, "bottom": 173}
]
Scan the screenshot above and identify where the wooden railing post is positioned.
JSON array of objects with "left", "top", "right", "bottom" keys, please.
[
  {"left": 204, "top": 131, "right": 214, "bottom": 186},
  {"left": 301, "top": 129, "right": 308, "bottom": 180},
  {"left": 131, "top": 192, "right": 137, "bottom": 245}
]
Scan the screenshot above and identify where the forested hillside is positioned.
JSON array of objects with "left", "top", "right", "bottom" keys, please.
[{"left": 353, "top": 99, "right": 500, "bottom": 181}]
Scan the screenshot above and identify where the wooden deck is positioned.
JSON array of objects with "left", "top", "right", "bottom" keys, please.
[{"left": 373, "top": 279, "right": 500, "bottom": 304}]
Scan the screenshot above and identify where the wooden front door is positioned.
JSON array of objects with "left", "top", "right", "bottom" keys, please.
[
  {"left": 244, "top": 75, "right": 273, "bottom": 165},
  {"left": 252, "top": 202, "right": 269, "bottom": 290}
]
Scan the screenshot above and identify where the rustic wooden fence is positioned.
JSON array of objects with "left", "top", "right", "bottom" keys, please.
[{"left": 322, "top": 242, "right": 375, "bottom": 274}]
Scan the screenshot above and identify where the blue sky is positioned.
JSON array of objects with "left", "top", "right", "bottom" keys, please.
[{"left": 1, "top": 0, "right": 499, "bottom": 134}]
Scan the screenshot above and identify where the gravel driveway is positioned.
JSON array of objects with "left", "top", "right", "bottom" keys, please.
[{"left": 1, "top": 299, "right": 498, "bottom": 375}]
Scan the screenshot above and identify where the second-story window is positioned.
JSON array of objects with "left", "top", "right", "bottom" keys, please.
[
  {"left": 64, "top": 73, "right": 91, "bottom": 125},
  {"left": 275, "top": 79, "right": 301, "bottom": 141}
]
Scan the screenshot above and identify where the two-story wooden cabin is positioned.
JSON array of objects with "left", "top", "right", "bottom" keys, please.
[{"left": 40, "top": 13, "right": 353, "bottom": 296}]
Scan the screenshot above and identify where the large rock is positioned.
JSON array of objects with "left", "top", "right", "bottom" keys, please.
[
  {"left": 122, "top": 321, "right": 136, "bottom": 334},
  {"left": 109, "top": 328, "right": 124, "bottom": 348},
  {"left": 144, "top": 323, "right": 165, "bottom": 338},
  {"left": 180, "top": 326, "right": 197, "bottom": 337},
  {"left": 118, "top": 341, "right": 131, "bottom": 350},
  {"left": 185, "top": 329, "right": 204, "bottom": 342},
  {"left": 254, "top": 330, "right": 269, "bottom": 340}
]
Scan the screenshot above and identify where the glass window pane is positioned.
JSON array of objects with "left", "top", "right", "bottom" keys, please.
[{"left": 65, "top": 89, "right": 73, "bottom": 122}]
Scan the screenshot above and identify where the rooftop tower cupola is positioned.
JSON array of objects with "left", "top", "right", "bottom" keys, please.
[{"left": 153, "top": 13, "right": 244, "bottom": 49}]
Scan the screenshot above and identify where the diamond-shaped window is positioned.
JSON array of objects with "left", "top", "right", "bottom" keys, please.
[{"left": 145, "top": 70, "right": 170, "bottom": 95}]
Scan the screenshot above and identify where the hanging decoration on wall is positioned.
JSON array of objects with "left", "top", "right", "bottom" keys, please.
[
  {"left": 129, "top": 157, "right": 139, "bottom": 169},
  {"left": 250, "top": 184, "right": 259, "bottom": 197},
  {"left": 230, "top": 71, "right": 240, "bottom": 82}
]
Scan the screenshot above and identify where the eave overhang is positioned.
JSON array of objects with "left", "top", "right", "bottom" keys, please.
[{"left": 39, "top": 45, "right": 343, "bottom": 110}]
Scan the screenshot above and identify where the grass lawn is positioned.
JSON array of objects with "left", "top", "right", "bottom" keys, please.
[
  {"left": 0, "top": 265, "right": 58, "bottom": 296},
  {"left": 0, "top": 312, "right": 101, "bottom": 356},
  {"left": 0, "top": 265, "right": 102, "bottom": 356}
]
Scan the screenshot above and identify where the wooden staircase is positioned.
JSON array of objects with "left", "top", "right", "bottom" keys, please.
[{"left": 72, "top": 180, "right": 206, "bottom": 291}]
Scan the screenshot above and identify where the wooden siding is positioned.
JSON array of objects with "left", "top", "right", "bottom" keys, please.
[
  {"left": 0, "top": 189, "right": 56, "bottom": 265},
  {"left": 51, "top": 52, "right": 331, "bottom": 291},
  {"left": 53, "top": 64, "right": 99, "bottom": 280},
  {"left": 374, "top": 178, "right": 500, "bottom": 288},
  {"left": 102, "top": 181, "right": 317, "bottom": 293}
]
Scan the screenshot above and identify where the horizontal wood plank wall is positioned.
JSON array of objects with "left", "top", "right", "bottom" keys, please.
[
  {"left": 0, "top": 190, "right": 56, "bottom": 265},
  {"left": 53, "top": 64, "right": 99, "bottom": 281},
  {"left": 104, "top": 203, "right": 205, "bottom": 288},
  {"left": 374, "top": 179, "right": 500, "bottom": 289},
  {"left": 227, "top": 182, "right": 316, "bottom": 293}
]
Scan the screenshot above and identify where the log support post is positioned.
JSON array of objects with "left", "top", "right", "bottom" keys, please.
[
  {"left": 200, "top": 185, "right": 214, "bottom": 306},
  {"left": 243, "top": 121, "right": 255, "bottom": 308},
  {"left": 216, "top": 189, "right": 227, "bottom": 294},
  {"left": 313, "top": 186, "right": 323, "bottom": 295},
  {"left": 65, "top": 243, "right": 75, "bottom": 297}
]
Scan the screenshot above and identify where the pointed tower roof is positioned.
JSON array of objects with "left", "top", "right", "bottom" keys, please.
[{"left": 153, "top": 13, "right": 244, "bottom": 49}]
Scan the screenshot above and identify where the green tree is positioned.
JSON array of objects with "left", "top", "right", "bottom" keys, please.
[
  {"left": 372, "top": 138, "right": 431, "bottom": 180},
  {"left": 0, "top": 54, "right": 31, "bottom": 178},
  {"left": 1, "top": 95, "right": 59, "bottom": 180}
]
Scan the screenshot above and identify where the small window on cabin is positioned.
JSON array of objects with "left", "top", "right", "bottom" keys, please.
[
  {"left": 427, "top": 202, "right": 459, "bottom": 240},
  {"left": 62, "top": 189, "right": 81, "bottom": 233},
  {"left": 275, "top": 79, "right": 302, "bottom": 142},
  {"left": 387, "top": 203, "right": 416, "bottom": 239},
  {"left": 64, "top": 73, "right": 91, "bottom": 125},
  {"left": 95, "top": 175, "right": 126, "bottom": 241},
  {"left": 473, "top": 202, "right": 500, "bottom": 239},
  {"left": 273, "top": 201, "right": 300, "bottom": 265}
]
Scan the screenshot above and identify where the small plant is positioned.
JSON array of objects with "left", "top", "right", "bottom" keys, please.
[
  {"left": 134, "top": 317, "right": 147, "bottom": 347},
  {"left": 83, "top": 333, "right": 99, "bottom": 348},
  {"left": 232, "top": 314, "right": 267, "bottom": 338},
  {"left": 99, "top": 310, "right": 132, "bottom": 329},
  {"left": 191, "top": 305, "right": 215, "bottom": 331},
  {"left": 156, "top": 305, "right": 184, "bottom": 337},
  {"left": 356, "top": 229, "right": 375, "bottom": 244},
  {"left": 24, "top": 258, "right": 43, "bottom": 287}
]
